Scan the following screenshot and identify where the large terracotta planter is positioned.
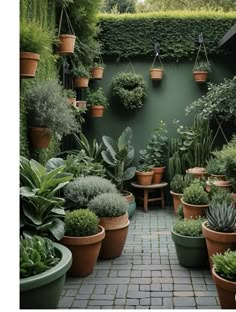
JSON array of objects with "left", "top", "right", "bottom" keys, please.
[
  {"left": 61, "top": 225, "right": 105, "bottom": 277},
  {"left": 186, "top": 167, "right": 207, "bottom": 179},
  {"left": 29, "top": 127, "right": 52, "bottom": 149},
  {"left": 136, "top": 171, "right": 153, "bottom": 185},
  {"left": 152, "top": 166, "right": 165, "bottom": 184},
  {"left": 202, "top": 221, "right": 236, "bottom": 268},
  {"left": 20, "top": 52, "right": 40, "bottom": 78},
  {"left": 122, "top": 191, "right": 136, "bottom": 219},
  {"left": 150, "top": 68, "right": 164, "bottom": 80},
  {"left": 170, "top": 190, "right": 183, "bottom": 215},
  {"left": 89, "top": 106, "right": 104, "bottom": 117},
  {"left": 193, "top": 71, "right": 208, "bottom": 83},
  {"left": 181, "top": 198, "right": 208, "bottom": 219},
  {"left": 73, "top": 77, "right": 89, "bottom": 88},
  {"left": 212, "top": 268, "right": 236, "bottom": 309},
  {"left": 98, "top": 213, "right": 130, "bottom": 259},
  {"left": 91, "top": 66, "right": 104, "bottom": 80},
  {"left": 206, "top": 179, "right": 232, "bottom": 193},
  {"left": 58, "top": 34, "right": 76, "bottom": 55}
]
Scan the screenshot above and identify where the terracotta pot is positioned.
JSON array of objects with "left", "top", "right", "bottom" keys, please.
[
  {"left": 212, "top": 267, "right": 236, "bottom": 309},
  {"left": 181, "top": 198, "right": 208, "bottom": 219},
  {"left": 91, "top": 67, "right": 104, "bottom": 80},
  {"left": 152, "top": 166, "right": 165, "bottom": 184},
  {"left": 58, "top": 34, "right": 76, "bottom": 56},
  {"left": 186, "top": 167, "right": 207, "bottom": 179},
  {"left": 98, "top": 213, "right": 129, "bottom": 259},
  {"left": 61, "top": 225, "right": 105, "bottom": 277},
  {"left": 150, "top": 68, "right": 164, "bottom": 80},
  {"left": 136, "top": 171, "right": 153, "bottom": 185},
  {"left": 76, "top": 101, "right": 87, "bottom": 109},
  {"left": 170, "top": 190, "right": 183, "bottom": 215},
  {"left": 67, "top": 97, "right": 76, "bottom": 107},
  {"left": 193, "top": 71, "right": 208, "bottom": 83},
  {"left": 206, "top": 179, "right": 232, "bottom": 192},
  {"left": 29, "top": 127, "right": 52, "bottom": 148},
  {"left": 209, "top": 174, "right": 226, "bottom": 181},
  {"left": 232, "top": 192, "right": 236, "bottom": 207},
  {"left": 20, "top": 52, "right": 40, "bottom": 78},
  {"left": 89, "top": 106, "right": 104, "bottom": 117},
  {"left": 202, "top": 221, "right": 236, "bottom": 268},
  {"left": 73, "top": 77, "right": 89, "bottom": 88}
]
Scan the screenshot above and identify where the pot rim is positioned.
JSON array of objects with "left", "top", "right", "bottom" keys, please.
[{"left": 181, "top": 198, "right": 209, "bottom": 208}]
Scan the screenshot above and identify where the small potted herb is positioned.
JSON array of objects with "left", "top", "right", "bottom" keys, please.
[
  {"left": 135, "top": 162, "right": 154, "bottom": 186},
  {"left": 86, "top": 88, "right": 109, "bottom": 117},
  {"left": 64, "top": 89, "right": 77, "bottom": 107},
  {"left": 72, "top": 63, "right": 90, "bottom": 88},
  {"left": 91, "top": 62, "right": 106, "bottom": 80},
  {"left": 193, "top": 61, "right": 211, "bottom": 83}
]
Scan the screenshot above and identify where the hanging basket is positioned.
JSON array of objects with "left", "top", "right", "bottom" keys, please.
[
  {"left": 91, "top": 66, "right": 104, "bottom": 80},
  {"left": 193, "top": 35, "right": 210, "bottom": 83},
  {"left": 58, "top": 34, "right": 76, "bottom": 56},
  {"left": 20, "top": 52, "right": 40, "bottom": 78},
  {"left": 193, "top": 71, "right": 208, "bottom": 83},
  {"left": 150, "top": 68, "right": 164, "bottom": 80}
]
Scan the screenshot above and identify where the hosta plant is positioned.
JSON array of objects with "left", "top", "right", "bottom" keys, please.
[
  {"left": 182, "top": 181, "right": 209, "bottom": 205},
  {"left": 173, "top": 217, "right": 206, "bottom": 237},
  {"left": 20, "top": 236, "right": 60, "bottom": 278},
  {"left": 88, "top": 193, "right": 128, "bottom": 218},
  {"left": 212, "top": 250, "right": 236, "bottom": 281}
]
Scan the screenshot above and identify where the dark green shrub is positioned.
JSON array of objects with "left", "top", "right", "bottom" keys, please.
[
  {"left": 212, "top": 250, "right": 236, "bottom": 281},
  {"left": 182, "top": 181, "right": 209, "bottom": 205},
  {"left": 173, "top": 217, "right": 205, "bottom": 237}
]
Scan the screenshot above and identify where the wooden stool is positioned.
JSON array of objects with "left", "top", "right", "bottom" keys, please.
[{"left": 131, "top": 182, "right": 168, "bottom": 212}]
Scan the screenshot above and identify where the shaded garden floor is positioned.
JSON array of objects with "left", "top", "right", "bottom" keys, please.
[{"left": 58, "top": 205, "right": 220, "bottom": 309}]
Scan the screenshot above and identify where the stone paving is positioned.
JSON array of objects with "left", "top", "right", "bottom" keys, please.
[{"left": 58, "top": 205, "right": 220, "bottom": 309}]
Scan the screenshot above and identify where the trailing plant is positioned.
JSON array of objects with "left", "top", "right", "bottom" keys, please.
[
  {"left": 173, "top": 217, "right": 206, "bottom": 237},
  {"left": 64, "top": 209, "right": 99, "bottom": 237},
  {"left": 20, "top": 156, "right": 73, "bottom": 240},
  {"left": 170, "top": 173, "right": 194, "bottom": 194},
  {"left": 193, "top": 61, "right": 211, "bottom": 72},
  {"left": 182, "top": 181, "right": 209, "bottom": 205},
  {"left": 25, "top": 80, "right": 79, "bottom": 140},
  {"left": 64, "top": 89, "right": 76, "bottom": 98},
  {"left": 139, "top": 121, "right": 168, "bottom": 167},
  {"left": 86, "top": 88, "right": 108, "bottom": 107},
  {"left": 212, "top": 250, "right": 236, "bottom": 281},
  {"left": 102, "top": 127, "right": 136, "bottom": 192},
  {"left": 111, "top": 72, "right": 147, "bottom": 109},
  {"left": 206, "top": 201, "right": 236, "bottom": 232},
  {"left": 20, "top": 235, "right": 60, "bottom": 278},
  {"left": 88, "top": 192, "right": 128, "bottom": 217},
  {"left": 64, "top": 176, "right": 118, "bottom": 209}
]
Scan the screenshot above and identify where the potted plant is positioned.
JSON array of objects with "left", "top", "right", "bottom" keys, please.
[
  {"left": 86, "top": 88, "right": 109, "bottom": 117},
  {"left": 193, "top": 61, "right": 211, "bottom": 83},
  {"left": 88, "top": 192, "right": 130, "bottom": 259},
  {"left": 135, "top": 163, "right": 154, "bottom": 186},
  {"left": 224, "top": 146, "right": 236, "bottom": 203},
  {"left": 186, "top": 166, "right": 207, "bottom": 179},
  {"left": 72, "top": 63, "right": 90, "bottom": 88},
  {"left": 171, "top": 217, "right": 208, "bottom": 268},
  {"left": 139, "top": 121, "right": 168, "bottom": 183},
  {"left": 25, "top": 80, "right": 79, "bottom": 148},
  {"left": 91, "top": 62, "right": 106, "bottom": 80},
  {"left": 101, "top": 127, "right": 137, "bottom": 218},
  {"left": 64, "top": 89, "right": 77, "bottom": 107},
  {"left": 181, "top": 180, "right": 209, "bottom": 219},
  {"left": 150, "top": 65, "right": 164, "bottom": 80},
  {"left": 206, "top": 157, "right": 226, "bottom": 180},
  {"left": 211, "top": 250, "right": 236, "bottom": 309},
  {"left": 20, "top": 236, "right": 72, "bottom": 309},
  {"left": 111, "top": 72, "right": 147, "bottom": 109},
  {"left": 76, "top": 100, "right": 87, "bottom": 109},
  {"left": 61, "top": 209, "right": 105, "bottom": 277},
  {"left": 202, "top": 196, "right": 236, "bottom": 268}
]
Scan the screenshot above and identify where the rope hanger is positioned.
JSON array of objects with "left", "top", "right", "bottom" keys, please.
[
  {"left": 193, "top": 33, "right": 210, "bottom": 68},
  {"left": 58, "top": 6, "right": 75, "bottom": 36},
  {"left": 151, "top": 52, "right": 164, "bottom": 70}
]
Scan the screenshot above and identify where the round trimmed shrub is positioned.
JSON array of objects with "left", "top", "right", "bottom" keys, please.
[
  {"left": 88, "top": 193, "right": 128, "bottom": 217},
  {"left": 182, "top": 181, "right": 209, "bottom": 205},
  {"left": 173, "top": 217, "right": 205, "bottom": 237}
]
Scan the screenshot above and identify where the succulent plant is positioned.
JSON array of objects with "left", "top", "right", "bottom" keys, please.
[
  {"left": 88, "top": 193, "right": 128, "bottom": 217},
  {"left": 212, "top": 250, "right": 236, "bottom": 281},
  {"left": 170, "top": 174, "right": 194, "bottom": 194},
  {"left": 20, "top": 236, "right": 60, "bottom": 278},
  {"left": 206, "top": 201, "right": 236, "bottom": 232},
  {"left": 173, "top": 217, "right": 205, "bottom": 237},
  {"left": 64, "top": 209, "right": 99, "bottom": 237},
  {"left": 182, "top": 181, "right": 209, "bottom": 205}
]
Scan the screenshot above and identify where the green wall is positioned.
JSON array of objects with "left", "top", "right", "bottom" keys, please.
[{"left": 84, "top": 55, "right": 236, "bottom": 165}]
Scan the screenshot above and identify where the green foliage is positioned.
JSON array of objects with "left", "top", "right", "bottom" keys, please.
[
  {"left": 98, "top": 11, "right": 236, "bottom": 59},
  {"left": 212, "top": 250, "right": 236, "bottom": 282},
  {"left": 170, "top": 173, "right": 194, "bottom": 194},
  {"left": 136, "top": 163, "right": 154, "bottom": 172},
  {"left": 86, "top": 88, "right": 108, "bottom": 107},
  {"left": 176, "top": 204, "right": 184, "bottom": 219},
  {"left": 193, "top": 61, "right": 211, "bottom": 72},
  {"left": 64, "top": 176, "right": 118, "bottom": 209},
  {"left": 20, "top": 235, "right": 60, "bottom": 278},
  {"left": 64, "top": 209, "right": 99, "bottom": 237},
  {"left": 64, "top": 89, "right": 76, "bottom": 98},
  {"left": 20, "top": 96, "right": 30, "bottom": 159},
  {"left": 139, "top": 121, "right": 168, "bottom": 167},
  {"left": 71, "top": 62, "right": 90, "bottom": 78},
  {"left": 102, "top": 127, "right": 136, "bottom": 191},
  {"left": 32, "top": 135, "right": 61, "bottom": 165},
  {"left": 209, "top": 188, "right": 234, "bottom": 206},
  {"left": 102, "top": 0, "right": 136, "bottom": 13},
  {"left": 186, "top": 76, "right": 236, "bottom": 123},
  {"left": 173, "top": 217, "right": 205, "bottom": 237},
  {"left": 20, "top": 156, "right": 73, "bottom": 240},
  {"left": 224, "top": 147, "right": 236, "bottom": 192},
  {"left": 88, "top": 192, "right": 128, "bottom": 217},
  {"left": 206, "top": 201, "right": 236, "bottom": 232},
  {"left": 111, "top": 72, "right": 147, "bottom": 110},
  {"left": 182, "top": 180, "right": 209, "bottom": 205},
  {"left": 206, "top": 157, "right": 225, "bottom": 176}
]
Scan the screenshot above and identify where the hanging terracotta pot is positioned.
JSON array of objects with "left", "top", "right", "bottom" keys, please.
[
  {"left": 73, "top": 77, "right": 89, "bottom": 88},
  {"left": 67, "top": 97, "right": 76, "bottom": 107},
  {"left": 20, "top": 52, "right": 40, "bottom": 78},
  {"left": 89, "top": 106, "right": 104, "bottom": 117},
  {"left": 58, "top": 34, "right": 76, "bottom": 56},
  {"left": 150, "top": 68, "right": 164, "bottom": 80},
  {"left": 193, "top": 71, "right": 208, "bottom": 83},
  {"left": 136, "top": 171, "right": 153, "bottom": 185},
  {"left": 205, "top": 179, "right": 232, "bottom": 193},
  {"left": 76, "top": 101, "right": 87, "bottom": 109},
  {"left": 91, "top": 66, "right": 104, "bottom": 80},
  {"left": 29, "top": 127, "right": 52, "bottom": 148},
  {"left": 152, "top": 167, "right": 165, "bottom": 184}
]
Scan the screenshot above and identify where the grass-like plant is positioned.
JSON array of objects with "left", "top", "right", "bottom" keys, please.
[
  {"left": 212, "top": 250, "right": 236, "bottom": 281},
  {"left": 64, "top": 209, "right": 99, "bottom": 237},
  {"left": 173, "top": 217, "right": 205, "bottom": 237},
  {"left": 86, "top": 88, "right": 108, "bottom": 108},
  {"left": 182, "top": 181, "right": 209, "bottom": 205},
  {"left": 88, "top": 193, "right": 128, "bottom": 217}
]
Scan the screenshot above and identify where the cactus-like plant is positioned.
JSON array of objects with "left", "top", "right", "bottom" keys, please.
[
  {"left": 64, "top": 209, "right": 99, "bottom": 237},
  {"left": 182, "top": 181, "right": 209, "bottom": 205},
  {"left": 173, "top": 217, "right": 205, "bottom": 237},
  {"left": 206, "top": 201, "right": 236, "bottom": 232},
  {"left": 64, "top": 176, "right": 118, "bottom": 209},
  {"left": 88, "top": 193, "right": 128, "bottom": 217},
  {"left": 170, "top": 174, "right": 194, "bottom": 194},
  {"left": 212, "top": 250, "right": 236, "bottom": 281},
  {"left": 20, "top": 236, "right": 60, "bottom": 278}
]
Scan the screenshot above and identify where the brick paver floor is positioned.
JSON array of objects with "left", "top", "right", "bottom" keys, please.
[{"left": 58, "top": 205, "right": 220, "bottom": 309}]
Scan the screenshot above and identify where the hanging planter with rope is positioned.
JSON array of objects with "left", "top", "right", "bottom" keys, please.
[
  {"left": 58, "top": 6, "right": 76, "bottom": 56},
  {"left": 193, "top": 34, "right": 211, "bottom": 83},
  {"left": 91, "top": 56, "right": 105, "bottom": 80},
  {"left": 150, "top": 51, "right": 164, "bottom": 81}
]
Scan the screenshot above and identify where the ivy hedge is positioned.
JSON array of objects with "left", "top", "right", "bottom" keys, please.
[{"left": 98, "top": 11, "right": 236, "bottom": 60}]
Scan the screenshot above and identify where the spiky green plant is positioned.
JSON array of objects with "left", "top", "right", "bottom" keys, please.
[{"left": 212, "top": 250, "right": 236, "bottom": 281}]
